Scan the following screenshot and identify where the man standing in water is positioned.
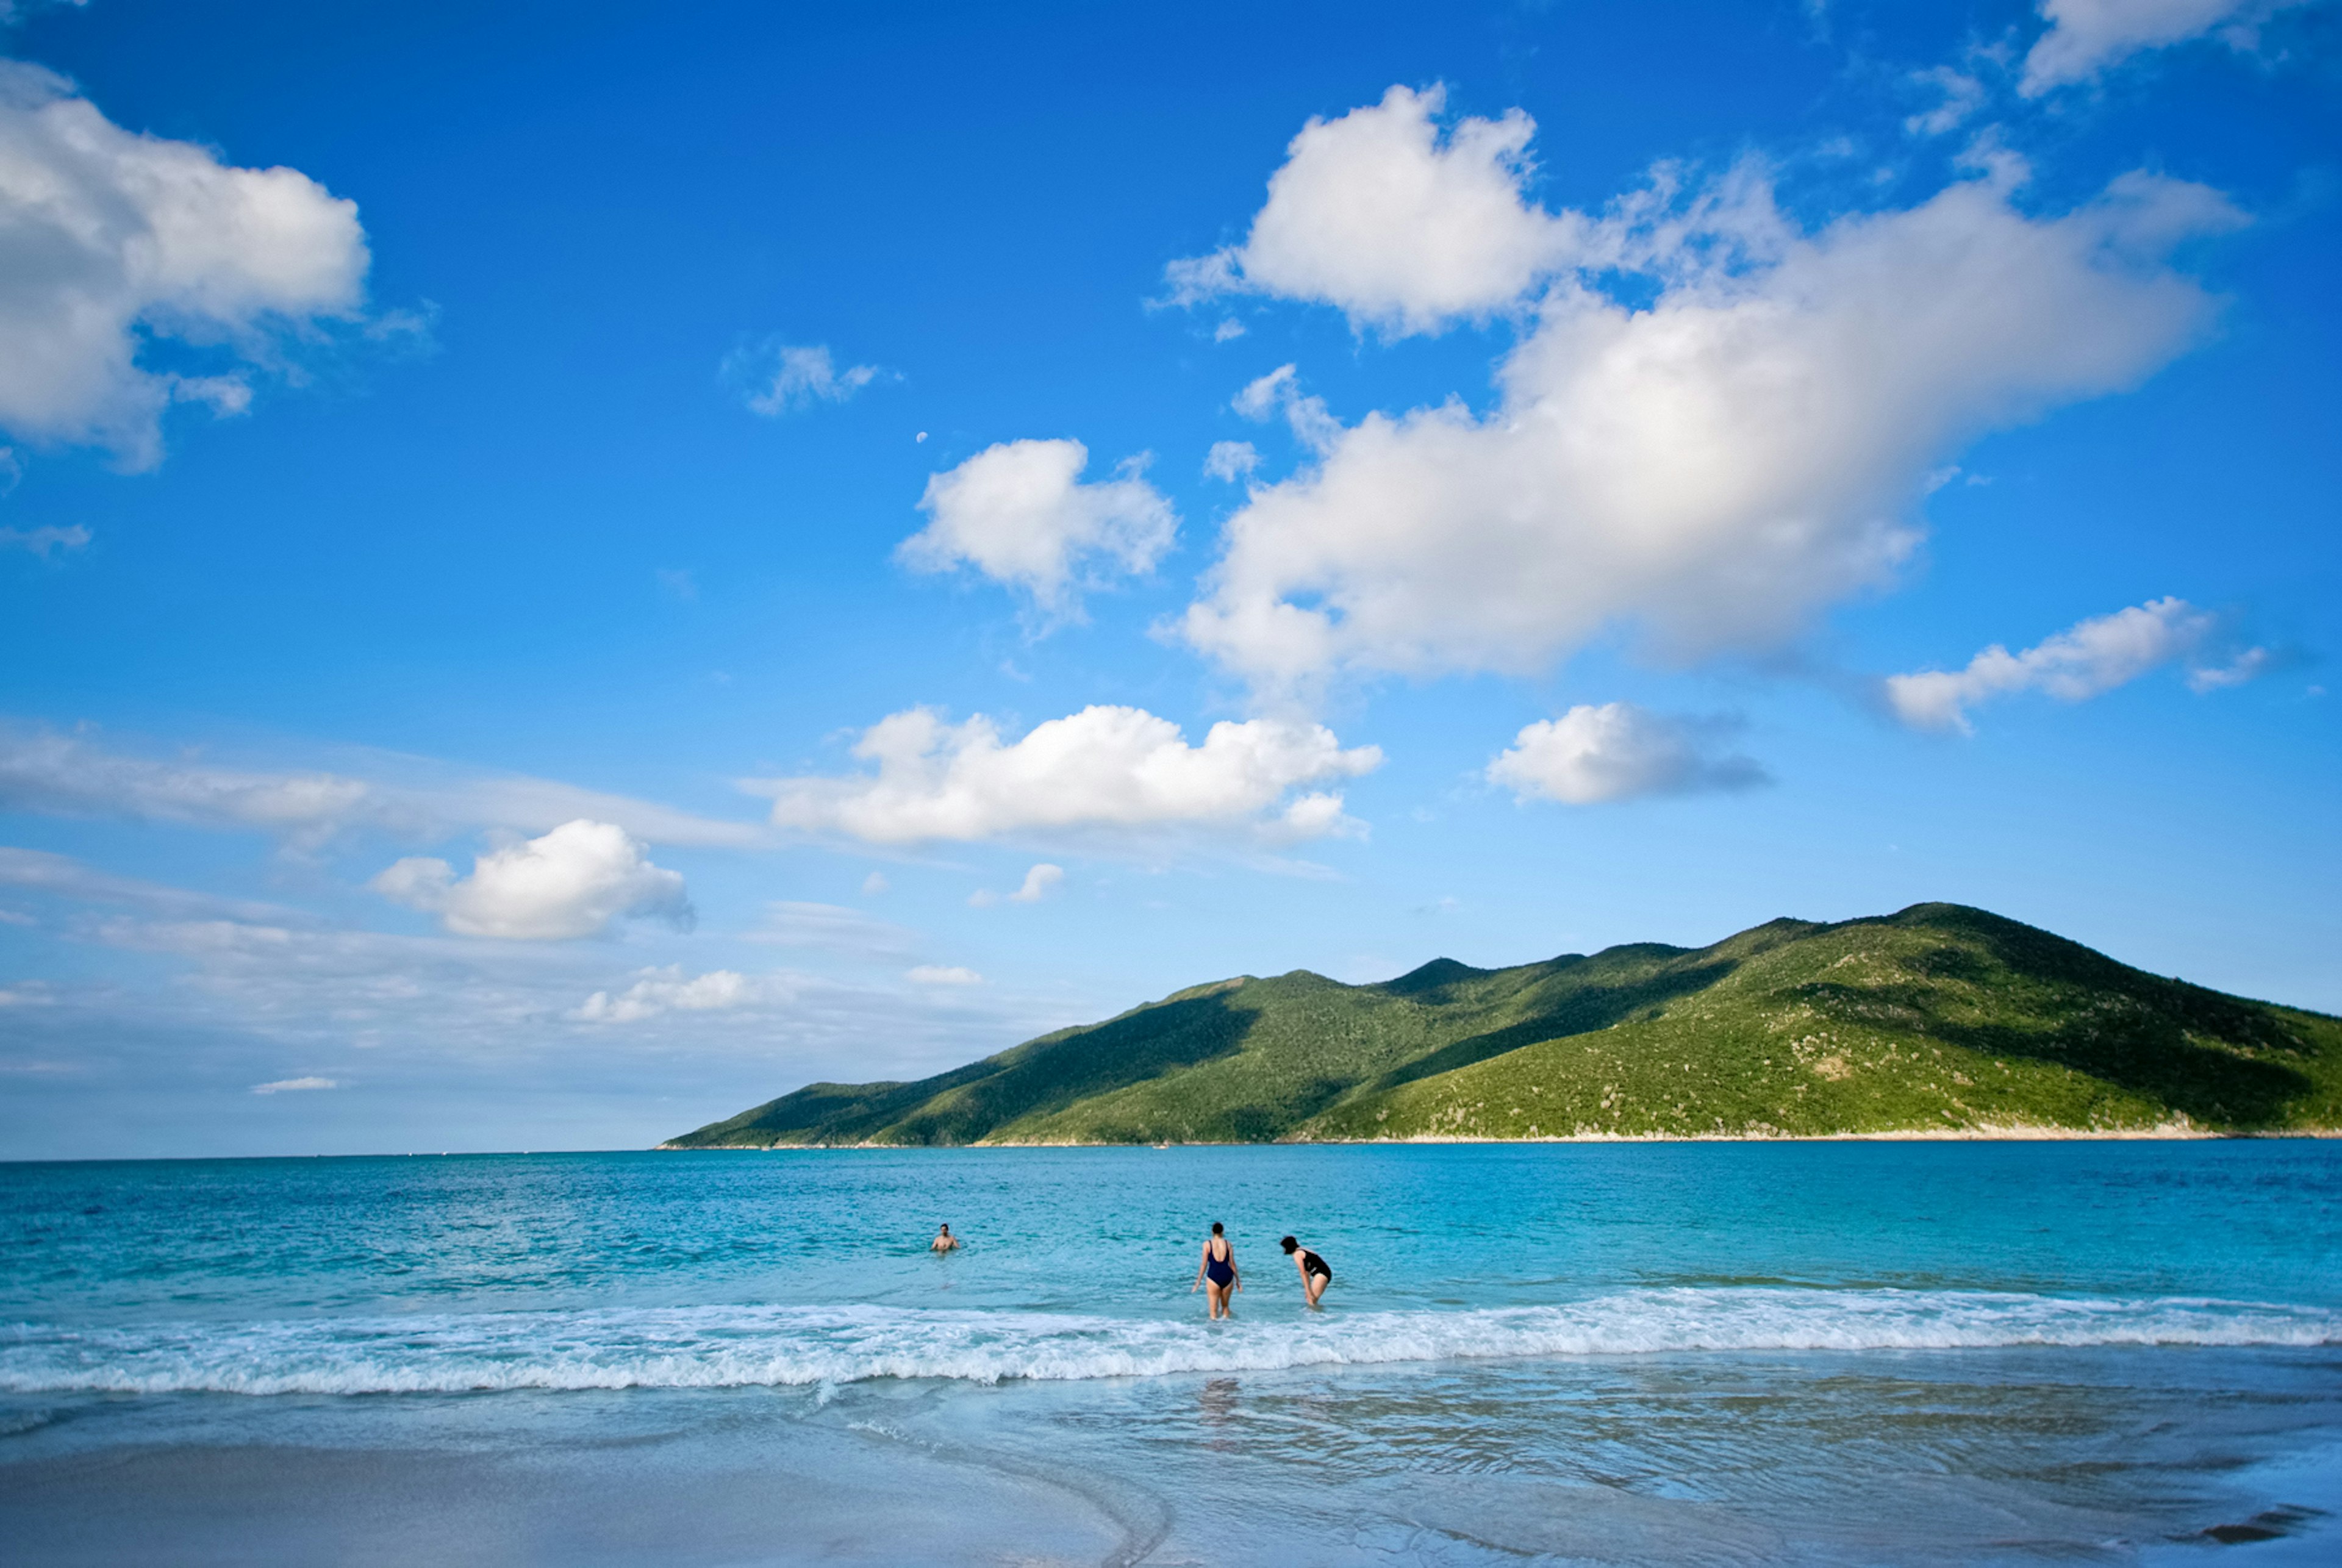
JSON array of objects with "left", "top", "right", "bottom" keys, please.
[
  {"left": 1192, "top": 1221, "right": 1239, "bottom": 1318},
  {"left": 1281, "top": 1236, "right": 1332, "bottom": 1307},
  {"left": 931, "top": 1223, "right": 960, "bottom": 1254}
]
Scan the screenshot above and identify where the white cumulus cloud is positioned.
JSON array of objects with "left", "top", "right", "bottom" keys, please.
[
  {"left": 726, "top": 339, "right": 884, "bottom": 415},
  {"left": 0, "top": 62, "right": 371, "bottom": 469},
  {"left": 571, "top": 965, "right": 778, "bottom": 1024},
  {"left": 1164, "top": 84, "right": 1585, "bottom": 337},
  {"left": 1488, "top": 704, "right": 1767, "bottom": 805},
  {"left": 750, "top": 704, "right": 1381, "bottom": 847},
  {"left": 1882, "top": 596, "right": 2261, "bottom": 732},
  {"left": 2021, "top": 0, "right": 2319, "bottom": 95},
  {"left": 372, "top": 820, "right": 693, "bottom": 940},
  {"left": 1174, "top": 97, "right": 2240, "bottom": 699},
  {"left": 898, "top": 438, "right": 1176, "bottom": 618}
]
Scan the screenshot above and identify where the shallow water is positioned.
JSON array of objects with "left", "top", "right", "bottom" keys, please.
[{"left": 3, "top": 1142, "right": 2338, "bottom": 1564}]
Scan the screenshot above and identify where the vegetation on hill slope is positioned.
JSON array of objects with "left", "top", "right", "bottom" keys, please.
[{"left": 662, "top": 904, "right": 2341, "bottom": 1147}]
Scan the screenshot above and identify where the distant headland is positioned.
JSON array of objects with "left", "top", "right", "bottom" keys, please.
[{"left": 660, "top": 904, "right": 2342, "bottom": 1148}]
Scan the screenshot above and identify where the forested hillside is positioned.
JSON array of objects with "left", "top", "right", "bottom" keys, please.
[{"left": 664, "top": 904, "right": 2342, "bottom": 1147}]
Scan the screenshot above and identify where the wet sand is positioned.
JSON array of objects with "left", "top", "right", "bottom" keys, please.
[
  {"left": 8, "top": 1348, "right": 2340, "bottom": 1567},
  {"left": 0, "top": 1413, "right": 1128, "bottom": 1567}
]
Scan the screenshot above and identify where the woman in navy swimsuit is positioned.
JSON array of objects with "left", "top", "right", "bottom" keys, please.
[{"left": 1191, "top": 1221, "right": 1240, "bottom": 1319}]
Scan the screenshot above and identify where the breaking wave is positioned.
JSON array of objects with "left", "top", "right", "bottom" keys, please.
[{"left": 4, "top": 1287, "right": 2334, "bottom": 1397}]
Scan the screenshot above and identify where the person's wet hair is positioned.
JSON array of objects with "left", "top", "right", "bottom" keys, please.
[
  {"left": 1210, "top": 1222, "right": 1223, "bottom": 1235},
  {"left": 1280, "top": 1236, "right": 1298, "bottom": 1253}
]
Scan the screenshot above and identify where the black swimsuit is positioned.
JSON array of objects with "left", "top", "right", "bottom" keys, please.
[
  {"left": 1298, "top": 1248, "right": 1331, "bottom": 1281},
  {"left": 1205, "top": 1240, "right": 1234, "bottom": 1287}
]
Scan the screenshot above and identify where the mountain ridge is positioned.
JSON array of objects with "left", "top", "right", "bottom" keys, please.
[{"left": 662, "top": 904, "right": 2342, "bottom": 1148}]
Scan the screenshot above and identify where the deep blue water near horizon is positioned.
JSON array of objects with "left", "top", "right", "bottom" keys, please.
[{"left": 4, "top": 1141, "right": 2340, "bottom": 1565}]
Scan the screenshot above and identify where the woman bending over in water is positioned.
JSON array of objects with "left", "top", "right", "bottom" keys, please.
[
  {"left": 1281, "top": 1236, "right": 1332, "bottom": 1307},
  {"left": 1192, "top": 1222, "right": 1240, "bottom": 1319}
]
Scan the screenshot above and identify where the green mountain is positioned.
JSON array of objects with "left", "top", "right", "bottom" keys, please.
[{"left": 662, "top": 904, "right": 2342, "bottom": 1147}]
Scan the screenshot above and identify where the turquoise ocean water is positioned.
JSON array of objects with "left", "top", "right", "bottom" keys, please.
[{"left": 4, "top": 1142, "right": 2339, "bottom": 1564}]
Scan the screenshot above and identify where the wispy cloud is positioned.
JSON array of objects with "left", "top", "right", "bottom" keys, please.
[
  {"left": 969, "top": 863, "right": 1062, "bottom": 908},
  {"left": 725, "top": 339, "right": 888, "bottom": 415},
  {"left": 2021, "top": 0, "right": 2316, "bottom": 95},
  {"left": 5, "top": 849, "right": 1062, "bottom": 1083},
  {"left": 742, "top": 900, "right": 919, "bottom": 957},
  {"left": 0, "top": 524, "right": 89, "bottom": 558},
  {"left": 251, "top": 1076, "right": 337, "bottom": 1094},
  {"left": 0, "top": 843, "right": 305, "bottom": 924},
  {"left": 0, "top": 724, "right": 766, "bottom": 850},
  {"left": 1883, "top": 598, "right": 2265, "bottom": 733}
]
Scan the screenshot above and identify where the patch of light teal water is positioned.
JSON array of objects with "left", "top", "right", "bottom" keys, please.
[{"left": 2, "top": 1142, "right": 2337, "bottom": 1378}]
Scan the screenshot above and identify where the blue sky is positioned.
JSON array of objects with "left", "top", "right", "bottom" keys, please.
[{"left": 1, "top": 0, "right": 2335, "bottom": 1159}]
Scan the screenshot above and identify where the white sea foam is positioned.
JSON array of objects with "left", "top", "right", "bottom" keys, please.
[{"left": 2, "top": 1287, "right": 2334, "bottom": 1396}]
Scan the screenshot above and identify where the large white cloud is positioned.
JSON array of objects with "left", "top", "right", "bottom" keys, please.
[
  {"left": 1882, "top": 596, "right": 2261, "bottom": 732},
  {"left": 898, "top": 438, "right": 1176, "bottom": 617},
  {"left": 1488, "top": 704, "right": 1767, "bottom": 806},
  {"left": 1175, "top": 98, "right": 2240, "bottom": 699},
  {"left": 0, "top": 62, "right": 370, "bottom": 468},
  {"left": 0, "top": 725, "right": 764, "bottom": 849},
  {"left": 2022, "top": 0, "right": 2320, "bottom": 95},
  {"left": 371, "top": 820, "right": 692, "bottom": 940},
  {"left": 1165, "top": 84, "right": 1584, "bottom": 337},
  {"left": 748, "top": 704, "right": 1381, "bottom": 846}
]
